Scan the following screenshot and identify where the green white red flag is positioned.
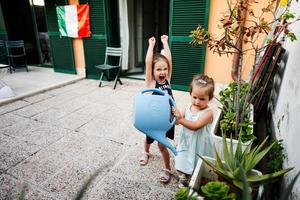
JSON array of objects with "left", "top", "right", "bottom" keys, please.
[{"left": 56, "top": 4, "right": 90, "bottom": 38}]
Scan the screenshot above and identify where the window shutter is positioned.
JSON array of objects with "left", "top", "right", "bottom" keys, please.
[
  {"left": 80, "top": 0, "right": 107, "bottom": 79},
  {"left": 169, "top": 0, "right": 210, "bottom": 91},
  {"left": 44, "top": 0, "right": 76, "bottom": 74}
]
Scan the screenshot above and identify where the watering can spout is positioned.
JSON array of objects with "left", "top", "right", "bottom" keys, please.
[{"left": 145, "top": 130, "right": 177, "bottom": 155}]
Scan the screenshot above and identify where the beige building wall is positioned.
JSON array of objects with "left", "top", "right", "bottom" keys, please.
[
  {"left": 204, "top": 0, "right": 273, "bottom": 84},
  {"left": 69, "top": 0, "right": 86, "bottom": 76}
]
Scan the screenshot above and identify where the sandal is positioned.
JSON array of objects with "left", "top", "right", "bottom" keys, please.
[
  {"left": 160, "top": 168, "right": 172, "bottom": 183},
  {"left": 139, "top": 152, "right": 150, "bottom": 166}
]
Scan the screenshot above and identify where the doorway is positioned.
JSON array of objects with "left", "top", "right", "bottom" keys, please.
[
  {"left": 31, "top": 0, "right": 52, "bottom": 66},
  {"left": 0, "top": 0, "right": 39, "bottom": 65},
  {"left": 0, "top": 0, "right": 51, "bottom": 67},
  {"left": 126, "top": 0, "right": 169, "bottom": 76}
]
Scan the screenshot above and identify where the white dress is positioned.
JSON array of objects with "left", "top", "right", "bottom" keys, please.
[{"left": 175, "top": 104, "right": 214, "bottom": 175}]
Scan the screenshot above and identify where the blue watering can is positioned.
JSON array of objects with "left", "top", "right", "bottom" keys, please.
[{"left": 134, "top": 88, "right": 177, "bottom": 155}]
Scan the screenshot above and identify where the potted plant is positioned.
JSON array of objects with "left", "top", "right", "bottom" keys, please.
[
  {"left": 175, "top": 181, "right": 236, "bottom": 200},
  {"left": 189, "top": 133, "right": 293, "bottom": 199},
  {"left": 200, "top": 181, "right": 236, "bottom": 200},
  {"left": 189, "top": 0, "right": 299, "bottom": 155},
  {"left": 213, "top": 81, "right": 255, "bottom": 157}
]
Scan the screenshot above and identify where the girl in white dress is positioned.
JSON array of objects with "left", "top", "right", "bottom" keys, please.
[{"left": 173, "top": 74, "right": 215, "bottom": 188}]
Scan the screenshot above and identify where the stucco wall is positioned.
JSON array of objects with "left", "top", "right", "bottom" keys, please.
[
  {"left": 204, "top": 1, "right": 273, "bottom": 84},
  {"left": 271, "top": 1, "right": 300, "bottom": 199},
  {"left": 204, "top": 0, "right": 232, "bottom": 83},
  {"left": 69, "top": 0, "right": 86, "bottom": 76}
]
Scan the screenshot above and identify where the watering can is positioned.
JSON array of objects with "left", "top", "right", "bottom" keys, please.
[{"left": 134, "top": 88, "right": 177, "bottom": 155}]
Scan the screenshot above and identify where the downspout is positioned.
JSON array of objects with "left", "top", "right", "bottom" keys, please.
[{"left": 231, "top": 0, "right": 248, "bottom": 81}]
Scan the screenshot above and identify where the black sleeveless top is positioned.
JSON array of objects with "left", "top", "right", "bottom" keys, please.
[{"left": 153, "top": 80, "right": 174, "bottom": 99}]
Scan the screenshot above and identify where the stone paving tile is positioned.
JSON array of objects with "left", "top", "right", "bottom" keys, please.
[
  {"left": 84, "top": 172, "right": 153, "bottom": 200},
  {"left": 110, "top": 89, "right": 138, "bottom": 104},
  {"left": 65, "top": 84, "right": 98, "bottom": 96},
  {"left": 0, "top": 112, "right": 31, "bottom": 129},
  {"left": 50, "top": 112, "right": 92, "bottom": 131},
  {"left": 147, "top": 186, "right": 176, "bottom": 200},
  {"left": 74, "top": 102, "right": 111, "bottom": 119},
  {"left": 40, "top": 161, "right": 93, "bottom": 199},
  {"left": 0, "top": 115, "right": 40, "bottom": 137},
  {"left": 111, "top": 145, "right": 179, "bottom": 192},
  {"left": 77, "top": 118, "right": 141, "bottom": 146},
  {"left": 12, "top": 102, "right": 51, "bottom": 118},
  {"left": 23, "top": 92, "right": 55, "bottom": 104},
  {"left": 0, "top": 173, "right": 60, "bottom": 200},
  {"left": 46, "top": 82, "right": 84, "bottom": 96},
  {"left": 0, "top": 134, "right": 40, "bottom": 174},
  {"left": 51, "top": 98, "right": 91, "bottom": 115},
  {"left": 77, "top": 79, "right": 98, "bottom": 86},
  {"left": 0, "top": 173, "right": 25, "bottom": 200},
  {"left": 95, "top": 104, "right": 133, "bottom": 122},
  {"left": 7, "top": 149, "right": 72, "bottom": 186},
  {"left": 0, "top": 100, "right": 30, "bottom": 115},
  {"left": 45, "top": 132, "right": 127, "bottom": 168},
  {"left": 32, "top": 107, "right": 70, "bottom": 122},
  {"left": 1, "top": 119, "right": 69, "bottom": 147},
  {"left": 22, "top": 184, "right": 59, "bottom": 200}
]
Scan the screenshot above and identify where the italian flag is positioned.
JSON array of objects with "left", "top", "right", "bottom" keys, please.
[{"left": 56, "top": 4, "right": 90, "bottom": 38}]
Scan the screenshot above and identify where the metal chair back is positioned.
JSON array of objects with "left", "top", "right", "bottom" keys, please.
[{"left": 5, "top": 40, "right": 28, "bottom": 72}]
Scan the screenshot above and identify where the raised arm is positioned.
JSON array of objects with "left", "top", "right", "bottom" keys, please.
[
  {"left": 145, "top": 37, "right": 156, "bottom": 88},
  {"left": 161, "top": 35, "right": 172, "bottom": 80}
]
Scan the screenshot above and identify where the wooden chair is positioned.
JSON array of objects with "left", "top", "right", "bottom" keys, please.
[
  {"left": 5, "top": 40, "right": 28, "bottom": 72},
  {"left": 95, "top": 47, "right": 123, "bottom": 89}
]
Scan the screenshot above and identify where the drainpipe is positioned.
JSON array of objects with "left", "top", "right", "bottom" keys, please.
[{"left": 231, "top": 0, "right": 248, "bottom": 81}]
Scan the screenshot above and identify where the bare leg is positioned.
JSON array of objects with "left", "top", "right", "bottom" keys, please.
[
  {"left": 139, "top": 138, "right": 151, "bottom": 165},
  {"left": 144, "top": 138, "right": 151, "bottom": 154},
  {"left": 158, "top": 143, "right": 172, "bottom": 183},
  {"left": 158, "top": 143, "right": 170, "bottom": 170}
]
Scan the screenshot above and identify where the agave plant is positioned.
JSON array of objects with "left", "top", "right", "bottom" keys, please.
[{"left": 199, "top": 133, "right": 293, "bottom": 191}]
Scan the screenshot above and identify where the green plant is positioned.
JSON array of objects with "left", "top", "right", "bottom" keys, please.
[
  {"left": 175, "top": 187, "right": 199, "bottom": 200},
  {"left": 201, "top": 181, "right": 236, "bottom": 200},
  {"left": 219, "top": 81, "right": 250, "bottom": 114},
  {"left": 175, "top": 187, "right": 189, "bottom": 200},
  {"left": 266, "top": 139, "right": 286, "bottom": 173},
  {"left": 199, "top": 133, "right": 293, "bottom": 191},
  {"left": 219, "top": 81, "right": 256, "bottom": 142}
]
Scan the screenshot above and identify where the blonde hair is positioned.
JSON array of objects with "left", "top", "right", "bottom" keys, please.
[
  {"left": 189, "top": 74, "right": 215, "bottom": 100},
  {"left": 152, "top": 53, "right": 170, "bottom": 71}
]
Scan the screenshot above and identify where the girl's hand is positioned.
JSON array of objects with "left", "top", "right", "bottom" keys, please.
[
  {"left": 172, "top": 107, "right": 183, "bottom": 121},
  {"left": 161, "top": 35, "right": 168, "bottom": 43},
  {"left": 148, "top": 37, "right": 156, "bottom": 47}
]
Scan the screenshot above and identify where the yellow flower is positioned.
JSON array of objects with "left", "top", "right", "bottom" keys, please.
[{"left": 279, "top": 0, "right": 288, "bottom": 7}]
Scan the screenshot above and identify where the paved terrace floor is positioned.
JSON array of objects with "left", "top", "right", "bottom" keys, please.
[{"left": 0, "top": 66, "right": 223, "bottom": 199}]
